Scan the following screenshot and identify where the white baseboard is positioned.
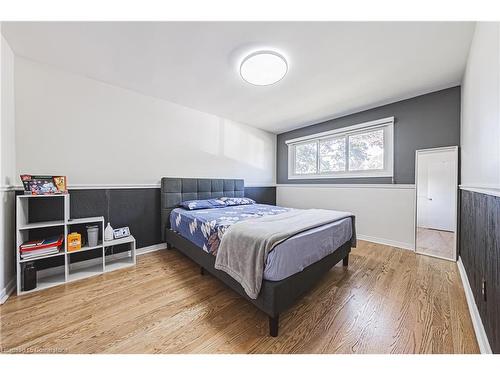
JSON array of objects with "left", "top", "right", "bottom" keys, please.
[
  {"left": 457, "top": 257, "right": 492, "bottom": 354},
  {"left": 357, "top": 234, "right": 414, "bottom": 251},
  {"left": 136, "top": 243, "right": 166, "bottom": 255},
  {"left": 0, "top": 278, "right": 16, "bottom": 305}
]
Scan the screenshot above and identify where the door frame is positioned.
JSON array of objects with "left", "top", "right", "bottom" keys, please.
[{"left": 414, "top": 146, "right": 458, "bottom": 261}]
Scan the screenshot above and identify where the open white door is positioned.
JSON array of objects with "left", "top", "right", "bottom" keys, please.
[{"left": 415, "top": 146, "right": 458, "bottom": 261}]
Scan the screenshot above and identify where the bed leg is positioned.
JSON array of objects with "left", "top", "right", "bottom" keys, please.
[
  {"left": 200, "top": 266, "right": 205, "bottom": 275},
  {"left": 343, "top": 254, "right": 349, "bottom": 267},
  {"left": 269, "top": 315, "right": 279, "bottom": 337},
  {"left": 166, "top": 242, "right": 173, "bottom": 250}
]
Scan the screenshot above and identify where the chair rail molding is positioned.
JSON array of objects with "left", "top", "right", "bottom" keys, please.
[
  {"left": 14, "top": 183, "right": 276, "bottom": 190},
  {"left": 459, "top": 185, "right": 500, "bottom": 198}
]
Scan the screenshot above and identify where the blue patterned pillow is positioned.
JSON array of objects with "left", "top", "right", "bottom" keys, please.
[
  {"left": 179, "top": 199, "right": 226, "bottom": 210},
  {"left": 220, "top": 197, "right": 256, "bottom": 206}
]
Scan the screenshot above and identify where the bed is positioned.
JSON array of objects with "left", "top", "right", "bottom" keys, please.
[{"left": 161, "top": 177, "right": 355, "bottom": 337}]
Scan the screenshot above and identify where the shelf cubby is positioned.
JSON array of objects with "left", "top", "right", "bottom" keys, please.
[
  {"left": 66, "top": 218, "right": 105, "bottom": 285},
  {"left": 20, "top": 255, "right": 66, "bottom": 293},
  {"left": 66, "top": 218, "right": 104, "bottom": 254},
  {"left": 104, "top": 236, "right": 136, "bottom": 273},
  {"left": 35, "top": 272, "right": 66, "bottom": 292},
  {"left": 17, "top": 194, "right": 68, "bottom": 229},
  {"left": 105, "top": 257, "right": 135, "bottom": 273}
]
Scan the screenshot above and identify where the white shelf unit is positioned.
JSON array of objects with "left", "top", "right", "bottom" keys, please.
[{"left": 16, "top": 194, "right": 136, "bottom": 295}]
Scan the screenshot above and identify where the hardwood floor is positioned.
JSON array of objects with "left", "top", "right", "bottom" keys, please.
[{"left": 0, "top": 241, "right": 479, "bottom": 354}]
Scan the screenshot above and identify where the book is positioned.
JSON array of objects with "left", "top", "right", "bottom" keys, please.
[
  {"left": 19, "top": 239, "right": 45, "bottom": 249},
  {"left": 21, "top": 246, "right": 60, "bottom": 255},
  {"left": 21, "top": 248, "right": 60, "bottom": 259},
  {"left": 20, "top": 235, "right": 63, "bottom": 252}
]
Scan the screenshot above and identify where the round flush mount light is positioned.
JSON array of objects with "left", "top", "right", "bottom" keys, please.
[{"left": 240, "top": 51, "right": 288, "bottom": 86}]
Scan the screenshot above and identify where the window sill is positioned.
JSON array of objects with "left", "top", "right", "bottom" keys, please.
[
  {"left": 288, "top": 173, "right": 394, "bottom": 180},
  {"left": 277, "top": 183, "right": 415, "bottom": 189}
]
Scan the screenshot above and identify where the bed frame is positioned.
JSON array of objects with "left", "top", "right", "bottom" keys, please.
[{"left": 161, "top": 177, "right": 352, "bottom": 337}]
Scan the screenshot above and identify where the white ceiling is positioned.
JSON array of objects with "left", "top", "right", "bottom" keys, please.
[{"left": 2, "top": 22, "right": 475, "bottom": 134}]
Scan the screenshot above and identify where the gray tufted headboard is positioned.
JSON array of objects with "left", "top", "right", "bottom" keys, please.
[{"left": 160, "top": 177, "right": 244, "bottom": 240}]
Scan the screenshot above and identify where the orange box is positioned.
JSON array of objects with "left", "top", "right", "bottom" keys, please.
[{"left": 67, "top": 232, "right": 82, "bottom": 252}]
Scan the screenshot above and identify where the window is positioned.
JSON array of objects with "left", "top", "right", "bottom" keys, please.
[
  {"left": 319, "top": 137, "right": 346, "bottom": 173},
  {"left": 294, "top": 141, "right": 318, "bottom": 174},
  {"left": 287, "top": 117, "right": 394, "bottom": 179}
]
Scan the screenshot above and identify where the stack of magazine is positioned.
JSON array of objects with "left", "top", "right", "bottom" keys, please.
[{"left": 20, "top": 235, "right": 64, "bottom": 260}]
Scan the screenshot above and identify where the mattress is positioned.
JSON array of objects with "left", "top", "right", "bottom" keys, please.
[
  {"left": 263, "top": 217, "right": 351, "bottom": 281},
  {"left": 170, "top": 204, "right": 352, "bottom": 281}
]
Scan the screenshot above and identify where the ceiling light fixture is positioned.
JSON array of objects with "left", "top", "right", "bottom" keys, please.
[{"left": 240, "top": 51, "right": 288, "bottom": 86}]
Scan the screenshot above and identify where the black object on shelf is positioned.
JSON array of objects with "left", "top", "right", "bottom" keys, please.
[{"left": 23, "top": 262, "right": 37, "bottom": 291}]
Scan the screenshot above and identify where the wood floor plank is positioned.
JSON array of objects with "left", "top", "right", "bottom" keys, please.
[{"left": 0, "top": 241, "right": 480, "bottom": 354}]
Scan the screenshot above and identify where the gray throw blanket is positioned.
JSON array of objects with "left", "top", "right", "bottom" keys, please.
[{"left": 214, "top": 209, "right": 355, "bottom": 299}]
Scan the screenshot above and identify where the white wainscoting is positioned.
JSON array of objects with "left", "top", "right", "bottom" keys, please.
[{"left": 276, "top": 184, "right": 416, "bottom": 250}]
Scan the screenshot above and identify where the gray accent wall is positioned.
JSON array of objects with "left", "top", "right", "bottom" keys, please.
[{"left": 277, "top": 86, "right": 461, "bottom": 184}]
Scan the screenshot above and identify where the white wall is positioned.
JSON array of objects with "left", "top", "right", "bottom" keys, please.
[
  {"left": 14, "top": 57, "right": 276, "bottom": 187},
  {"left": 1, "top": 32, "right": 17, "bottom": 303},
  {"left": 277, "top": 185, "right": 415, "bottom": 250},
  {"left": 461, "top": 23, "right": 500, "bottom": 189},
  {"left": 1, "top": 35, "right": 16, "bottom": 186}
]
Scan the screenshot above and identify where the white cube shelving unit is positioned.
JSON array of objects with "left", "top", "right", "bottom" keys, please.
[{"left": 16, "top": 194, "right": 136, "bottom": 295}]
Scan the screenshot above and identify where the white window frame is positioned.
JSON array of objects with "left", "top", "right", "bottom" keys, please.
[{"left": 287, "top": 117, "right": 394, "bottom": 179}]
